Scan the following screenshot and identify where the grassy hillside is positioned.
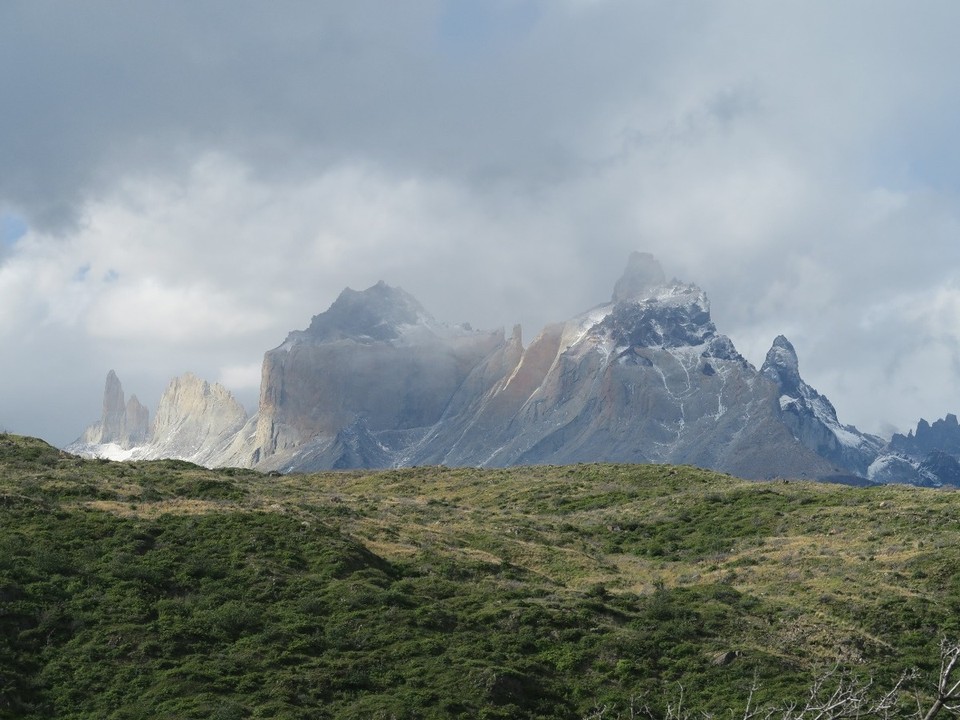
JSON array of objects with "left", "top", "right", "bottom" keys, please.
[{"left": 2, "top": 433, "right": 960, "bottom": 718}]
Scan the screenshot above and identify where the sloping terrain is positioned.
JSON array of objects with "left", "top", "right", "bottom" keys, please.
[{"left": 4, "top": 434, "right": 960, "bottom": 718}]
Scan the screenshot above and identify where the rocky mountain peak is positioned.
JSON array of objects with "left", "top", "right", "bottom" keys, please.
[
  {"left": 148, "top": 373, "right": 249, "bottom": 461},
  {"left": 890, "top": 413, "right": 960, "bottom": 458},
  {"left": 759, "top": 335, "right": 884, "bottom": 476},
  {"left": 611, "top": 251, "right": 667, "bottom": 303},
  {"left": 593, "top": 252, "right": 726, "bottom": 352},
  {"left": 100, "top": 370, "right": 126, "bottom": 442},
  {"left": 152, "top": 373, "right": 245, "bottom": 432},
  {"left": 760, "top": 335, "right": 801, "bottom": 393},
  {"left": 301, "top": 281, "right": 431, "bottom": 343},
  {"left": 73, "top": 370, "right": 151, "bottom": 449}
]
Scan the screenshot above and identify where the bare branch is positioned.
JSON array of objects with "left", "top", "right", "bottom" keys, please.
[
  {"left": 922, "top": 639, "right": 960, "bottom": 720},
  {"left": 585, "top": 639, "right": 960, "bottom": 720}
]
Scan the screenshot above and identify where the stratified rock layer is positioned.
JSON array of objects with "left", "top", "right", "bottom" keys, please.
[{"left": 240, "top": 256, "right": 844, "bottom": 479}]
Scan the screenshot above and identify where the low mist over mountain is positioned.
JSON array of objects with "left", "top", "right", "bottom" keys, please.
[{"left": 68, "top": 254, "right": 960, "bottom": 485}]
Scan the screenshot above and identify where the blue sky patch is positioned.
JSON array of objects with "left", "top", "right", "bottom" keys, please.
[
  {"left": 436, "top": 0, "right": 539, "bottom": 60},
  {"left": 0, "top": 212, "right": 28, "bottom": 248}
]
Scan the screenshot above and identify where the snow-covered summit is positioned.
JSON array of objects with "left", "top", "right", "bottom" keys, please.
[{"left": 554, "top": 254, "right": 744, "bottom": 378}]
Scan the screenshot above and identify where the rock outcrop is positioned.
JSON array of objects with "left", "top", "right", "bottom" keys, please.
[{"left": 890, "top": 414, "right": 960, "bottom": 457}]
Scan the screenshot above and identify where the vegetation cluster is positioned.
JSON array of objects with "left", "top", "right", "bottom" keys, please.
[{"left": 2, "top": 434, "right": 960, "bottom": 718}]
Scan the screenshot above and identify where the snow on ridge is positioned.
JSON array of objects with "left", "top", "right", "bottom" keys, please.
[
  {"left": 68, "top": 441, "right": 149, "bottom": 462},
  {"left": 831, "top": 424, "right": 867, "bottom": 449},
  {"left": 867, "top": 454, "right": 902, "bottom": 480},
  {"left": 565, "top": 302, "right": 614, "bottom": 347},
  {"left": 780, "top": 395, "right": 799, "bottom": 410},
  {"left": 595, "top": 336, "right": 614, "bottom": 358},
  {"left": 803, "top": 389, "right": 870, "bottom": 450},
  {"left": 639, "top": 282, "right": 708, "bottom": 310}
]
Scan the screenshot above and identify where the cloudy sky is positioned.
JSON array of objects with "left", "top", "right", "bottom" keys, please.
[{"left": 3, "top": 1, "right": 960, "bottom": 446}]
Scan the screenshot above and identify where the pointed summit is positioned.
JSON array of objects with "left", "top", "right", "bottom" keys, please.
[
  {"left": 74, "top": 370, "right": 151, "bottom": 448},
  {"left": 760, "top": 335, "right": 883, "bottom": 475},
  {"left": 612, "top": 251, "right": 667, "bottom": 303},
  {"left": 760, "top": 335, "right": 801, "bottom": 393},
  {"left": 100, "top": 370, "right": 127, "bottom": 443}
]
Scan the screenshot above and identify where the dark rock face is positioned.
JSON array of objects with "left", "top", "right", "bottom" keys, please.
[
  {"left": 919, "top": 450, "right": 960, "bottom": 487},
  {"left": 601, "top": 290, "right": 714, "bottom": 350},
  {"left": 868, "top": 415, "right": 960, "bottom": 487},
  {"left": 890, "top": 414, "right": 960, "bottom": 457},
  {"left": 760, "top": 336, "right": 802, "bottom": 395}
]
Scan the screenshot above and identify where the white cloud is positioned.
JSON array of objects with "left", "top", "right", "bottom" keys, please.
[
  {"left": 218, "top": 362, "right": 263, "bottom": 393},
  {"left": 4, "top": 2, "right": 960, "bottom": 447},
  {"left": 84, "top": 277, "right": 273, "bottom": 344}
]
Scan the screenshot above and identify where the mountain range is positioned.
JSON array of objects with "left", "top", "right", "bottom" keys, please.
[{"left": 67, "top": 252, "right": 960, "bottom": 486}]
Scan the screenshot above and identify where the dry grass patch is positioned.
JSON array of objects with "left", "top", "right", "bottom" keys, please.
[{"left": 81, "top": 498, "right": 243, "bottom": 517}]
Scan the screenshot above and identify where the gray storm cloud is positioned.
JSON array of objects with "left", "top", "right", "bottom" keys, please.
[{"left": 2, "top": 1, "right": 960, "bottom": 445}]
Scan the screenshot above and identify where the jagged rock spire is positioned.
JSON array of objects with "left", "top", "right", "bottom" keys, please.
[
  {"left": 760, "top": 335, "right": 801, "bottom": 393},
  {"left": 79, "top": 370, "right": 151, "bottom": 447},
  {"left": 100, "top": 370, "right": 126, "bottom": 443}
]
